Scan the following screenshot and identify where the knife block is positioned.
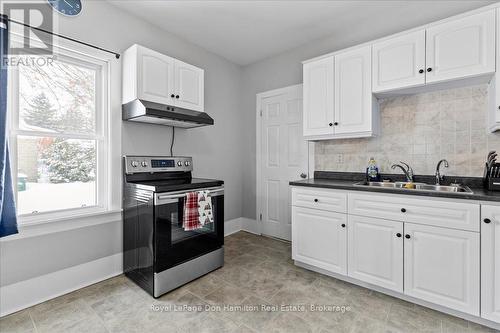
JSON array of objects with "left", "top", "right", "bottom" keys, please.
[{"left": 484, "top": 163, "right": 500, "bottom": 191}]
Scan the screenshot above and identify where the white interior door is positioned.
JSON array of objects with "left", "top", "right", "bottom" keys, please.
[{"left": 258, "top": 85, "right": 308, "bottom": 241}]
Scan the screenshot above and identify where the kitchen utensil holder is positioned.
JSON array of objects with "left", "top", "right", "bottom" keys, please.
[{"left": 484, "top": 163, "right": 500, "bottom": 191}]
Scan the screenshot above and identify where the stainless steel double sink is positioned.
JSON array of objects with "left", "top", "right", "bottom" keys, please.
[{"left": 353, "top": 181, "right": 474, "bottom": 194}]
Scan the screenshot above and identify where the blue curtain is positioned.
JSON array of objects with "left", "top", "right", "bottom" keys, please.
[{"left": 0, "top": 15, "right": 18, "bottom": 237}]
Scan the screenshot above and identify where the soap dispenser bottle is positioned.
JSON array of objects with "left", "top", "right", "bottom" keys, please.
[{"left": 366, "top": 157, "right": 381, "bottom": 182}]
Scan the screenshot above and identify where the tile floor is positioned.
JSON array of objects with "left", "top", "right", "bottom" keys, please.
[{"left": 0, "top": 231, "right": 498, "bottom": 333}]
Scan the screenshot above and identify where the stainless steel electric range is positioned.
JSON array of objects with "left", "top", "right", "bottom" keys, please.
[{"left": 122, "top": 155, "right": 224, "bottom": 298}]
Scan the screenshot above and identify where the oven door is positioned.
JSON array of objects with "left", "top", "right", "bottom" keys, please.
[{"left": 154, "top": 186, "right": 224, "bottom": 272}]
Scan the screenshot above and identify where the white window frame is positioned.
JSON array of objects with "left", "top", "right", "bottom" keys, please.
[{"left": 7, "top": 28, "right": 114, "bottom": 225}]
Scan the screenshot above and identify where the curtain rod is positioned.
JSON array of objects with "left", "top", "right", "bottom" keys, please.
[{"left": 0, "top": 14, "right": 120, "bottom": 59}]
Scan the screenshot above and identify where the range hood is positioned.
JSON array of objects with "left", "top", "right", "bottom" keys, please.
[{"left": 122, "top": 99, "right": 214, "bottom": 128}]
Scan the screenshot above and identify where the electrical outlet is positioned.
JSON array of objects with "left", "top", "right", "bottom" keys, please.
[{"left": 335, "top": 154, "right": 344, "bottom": 164}]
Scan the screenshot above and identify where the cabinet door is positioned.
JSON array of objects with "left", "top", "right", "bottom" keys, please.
[
  {"left": 137, "top": 46, "right": 175, "bottom": 105},
  {"left": 348, "top": 216, "right": 403, "bottom": 292},
  {"left": 292, "top": 207, "right": 347, "bottom": 274},
  {"left": 303, "top": 56, "right": 334, "bottom": 137},
  {"left": 426, "top": 10, "right": 495, "bottom": 84},
  {"left": 488, "top": 9, "right": 500, "bottom": 133},
  {"left": 174, "top": 60, "right": 204, "bottom": 112},
  {"left": 372, "top": 30, "right": 426, "bottom": 92},
  {"left": 404, "top": 223, "right": 480, "bottom": 315},
  {"left": 334, "top": 46, "right": 372, "bottom": 135},
  {"left": 481, "top": 205, "right": 500, "bottom": 323}
]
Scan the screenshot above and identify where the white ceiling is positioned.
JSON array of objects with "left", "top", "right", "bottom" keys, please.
[{"left": 109, "top": 0, "right": 497, "bottom": 66}]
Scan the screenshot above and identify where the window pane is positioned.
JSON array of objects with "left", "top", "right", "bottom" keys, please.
[
  {"left": 17, "top": 136, "right": 97, "bottom": 215},
  {"left": 18, "top": 56, "right": 96, "bottom": 134}
]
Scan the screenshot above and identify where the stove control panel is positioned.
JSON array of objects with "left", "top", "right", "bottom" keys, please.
[{"left": 124, "top": 156, "right": 193, "bottom": 174}]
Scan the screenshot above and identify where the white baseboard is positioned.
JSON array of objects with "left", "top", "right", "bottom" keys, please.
[
  {"left": 241, "top": 218, "right": 259, "bottom": 234},
  {"left": 224, "top": 218, "right": 243, "bottom": 236},
  {"left": 225, "top": 217, "right": 259, "bottom": 236},
  {"left": 0, "top": 253, "right": 123, "bottom": 317},
  {"left": 1, "top": 217, "right": 259, "bottom": 318}
]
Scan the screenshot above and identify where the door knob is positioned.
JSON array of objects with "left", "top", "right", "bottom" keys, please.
[
  {"left": 300, "top": 173, "right": 307, "bottom": 179},
  {"left": 396, "top": 233, "right": 402, "bottom": 238},
  {"left": 427, "top": 68, "right": 432, "bottom": 72},
  {"left": 484, "top": 218, "right": 491, "bottom": 224},
  {"left": 405, "top": 234, "right": 411, "bottom": 239},
  {"left": 341, "top": 224, "right": 346, "bottom": 228},
  {"left": 418, "top": 69, "right": 424, "bottom": 74}
]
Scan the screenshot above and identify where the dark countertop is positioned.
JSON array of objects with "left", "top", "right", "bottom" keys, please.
[{"left": 289, "top": 171, "right": 500, "bottom": 203}]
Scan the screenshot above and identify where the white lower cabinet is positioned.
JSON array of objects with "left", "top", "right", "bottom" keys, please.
[
  {"left": 481, "top": 205, "right": 500, "bottom": 323},
  {"left": 403, "top": 223, "right": 480, "bottom": 315},
  {"left": 291, "top": 187, "right": 491, "bottom": 323},
  {"left": 347, "top": 215, "right": 403, "bottom": 292},
  {"left": 292, "top": 206, "right": 347, "bottom": 274}
]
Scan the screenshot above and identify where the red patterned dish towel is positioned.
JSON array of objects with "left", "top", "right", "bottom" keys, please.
[{"left": 183, "top": 192, "right": 201, "bottom": 231}]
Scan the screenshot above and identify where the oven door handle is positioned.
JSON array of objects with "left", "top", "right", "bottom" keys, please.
[{"left": 155, "top": 186, "right": 224, "bottom": 205}]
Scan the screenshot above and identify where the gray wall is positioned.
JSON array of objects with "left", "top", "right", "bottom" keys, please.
[{"left": 1, "top": 1, "right": 243, "bottom": 287}]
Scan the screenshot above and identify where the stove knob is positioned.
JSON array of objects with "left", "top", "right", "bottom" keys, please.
[
  {"left": 131, "top": 160, "right": 138, "bottom": 168},
  {"left": 141, "top": 161, "right": 148, "bottom": 167},
  {"left": 185, "top": 161, "right": 190, "bottom": 166},
  {"left": 177, "top": 161, "right": 183, "bottom": 167}
]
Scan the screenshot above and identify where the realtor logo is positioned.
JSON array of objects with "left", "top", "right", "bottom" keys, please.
[{"left": 2, "top": 1, "right": 56, "bottom": 55}]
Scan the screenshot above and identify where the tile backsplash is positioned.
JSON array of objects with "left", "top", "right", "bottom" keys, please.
[{"left": 315, "top": 85, "right": 500, "bottom": 177}]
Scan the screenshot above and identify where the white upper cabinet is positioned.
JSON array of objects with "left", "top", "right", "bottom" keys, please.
[
  {"left": 481, "top": 205, "right": 500, "bottom": 323},
  {"left": 488, "top": 8, "right": 500, "bottom": 133},
  {"left": 426, "top": 10, "right": 495, "bottom": 84},
  {"left": 303, "top": 56, "right": 334, "bottom": 137},
  {"left": 487, "top": 75, "right": 500, "bottom": 132},
  {"left": 404, "top": 223, "right": 480, "bottom": 315},
  {"left": 174, "top": 60, "right": 204, "bottom": 112},
  {"left": 334, "top": 46, "right": 375, "bottom": 136},
  {"left": 303, "top": 47, "right": 378, "bottom": 140},
  {"left": 122, "top": 44, "right": 205, "bottom": 112},
  {"left": 372, "top": 30, "right": 426, "bottom": 92},
  {"left": 123, "top": 44, "right": 175, "bottom": 105}
]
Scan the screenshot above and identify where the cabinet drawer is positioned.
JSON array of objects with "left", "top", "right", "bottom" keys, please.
[
  {"left": 292, "top": 187, "right": 347, "bottom": 213},
  {"left": 348, "top": 193, "right": 479, "bottom": 232}
]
